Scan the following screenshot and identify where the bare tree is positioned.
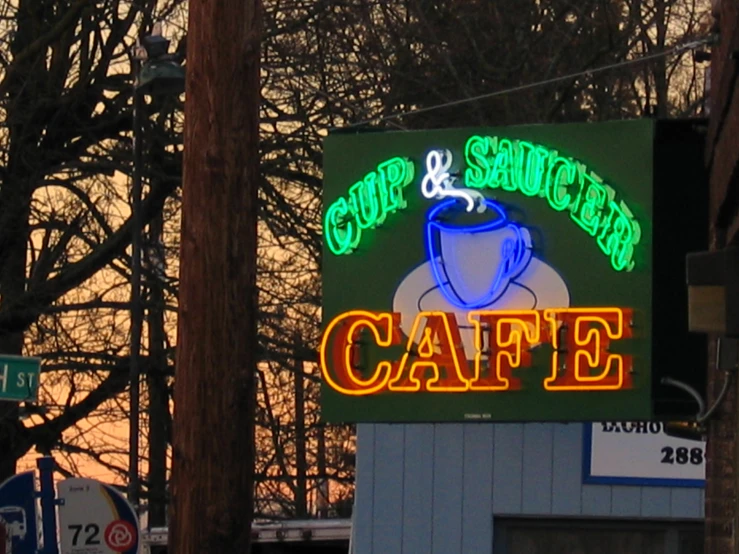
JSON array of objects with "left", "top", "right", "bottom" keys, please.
[
  {"left": 0, "top": 0, "right": 186, "bottom": 483},
  {"left": 0, "top": 0, "right": 710, "bottom": 526}
]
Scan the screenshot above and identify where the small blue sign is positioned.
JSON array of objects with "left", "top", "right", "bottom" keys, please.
[{"left": 0, "top": 472, "right": 38, "bottom": 554}]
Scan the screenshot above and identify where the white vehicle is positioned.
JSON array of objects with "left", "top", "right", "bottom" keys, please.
[{"left": 142, "top": 518, "right": 353, "bottom": 554}]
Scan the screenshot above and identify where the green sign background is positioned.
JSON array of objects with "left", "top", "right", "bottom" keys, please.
[
  {"left": 322, "top": 120, "right": 654, "bottom": 422},
  {"left": 0, "top": 354, "right": 41, "bottom": 402}
]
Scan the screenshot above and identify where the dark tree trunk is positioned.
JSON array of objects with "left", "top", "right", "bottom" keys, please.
[
  {"left": 0, "top": 0, "right": 47, "bottom": 482},
  {"left": 0, "top": 183, "right": 29, "bottom": 482},
  {"left": 294, "top": 336, "right": 307, "bottom": 518},
  {"left": 653, "top": 0, "right": 669, "bottom": 118},
  {"left": 169, "top": 0, "right": 262, "bottom": 551}
]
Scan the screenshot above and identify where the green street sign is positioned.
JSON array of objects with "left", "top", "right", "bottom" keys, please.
[{"left": 0, "top": 355, "right": 41, "bottom": 402}]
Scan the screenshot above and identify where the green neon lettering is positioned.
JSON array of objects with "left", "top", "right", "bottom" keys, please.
[
  {"left": 464, "top": 135, "right": 491, "bottom": 189},
  {"left": 325, "top": 157, "right": 414, "bottom": 256},
  {"left": 325, "top": 197, "right": 360, "bottom": 256},
  {"left": 350, "top": 173, "right": 383, "bottom": 229},
  {"left": 570, "top": 172, "right": 607, "bottom": 237},
  {"left": 326, "top": 138, "right": 642, "bottom": 272},
  {"left": 598, "top": 200, "right": 640, "bottom": 271},
  {"left": 545, "top": 157, "right": 575, "bottom": 211},
  {"left": 514, "top": 141, "right": 549, "bottom": 197},
  {"left": 379, "top": 157, "right": 415, "bottom": 211},
  {"left": 493, "top": 138, "right": 515, "bottom": 191}
]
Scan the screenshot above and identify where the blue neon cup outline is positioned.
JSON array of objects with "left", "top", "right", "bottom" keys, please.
[{"left": 425, "top": 198, "right": 533, "bottom": 309}]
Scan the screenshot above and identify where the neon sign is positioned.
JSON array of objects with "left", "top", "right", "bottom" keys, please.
[
  {"left": 324, "top": 156, "right": 415, "bottom": 255},
  {"left": 324, "top": 136, "right": 641, "bottom": 272},
  {"left": 319, "top": 308, "right": 633, "bottom": 396},
  {"left": 321, "top": 121, "right": 658, "bottom": 422}
]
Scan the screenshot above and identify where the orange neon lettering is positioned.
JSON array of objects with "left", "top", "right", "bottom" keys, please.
[
  {"left": 388, "top": 311, "right": 470, "bottom": 392},
  {"left": 320, "top": 310, "right": 401, "bottom": 395},
  {"left": 543, "top": 308, "right": 632, "bottom": 391},
  {"left": 467, "top": 310, "right": 541, "bottom": 390},
  {"left": 320, "top": 308, "right": 636, "bottom": 396}
]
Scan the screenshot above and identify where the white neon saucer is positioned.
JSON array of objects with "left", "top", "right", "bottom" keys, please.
[{"left": 391, "top": 257, "right": 571, "bottom": 359}]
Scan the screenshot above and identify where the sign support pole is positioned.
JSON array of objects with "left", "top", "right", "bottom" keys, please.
[{"left": 37, "top": 457, "right": 59, "bottom": 554}]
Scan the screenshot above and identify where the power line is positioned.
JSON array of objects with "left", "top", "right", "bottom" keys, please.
[
  {"left": 344, "top": 37, "right": 714, "bottom": 129},
  {"left": 283, "top": 74, "right": 408, "bottom": 131}
]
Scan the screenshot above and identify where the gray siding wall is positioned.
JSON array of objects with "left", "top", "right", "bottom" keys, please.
[{"left": 353, "top": 423, "right": 704, "bottom": 554}]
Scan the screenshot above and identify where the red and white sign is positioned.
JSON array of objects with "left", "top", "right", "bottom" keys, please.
[{"left": 104, "top": 521, "right": 136, "bottom": 551}]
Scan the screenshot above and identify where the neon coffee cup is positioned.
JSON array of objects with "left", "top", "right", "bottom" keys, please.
[{"left": 425, "top": 198, "right": 532, "bottom": 309}]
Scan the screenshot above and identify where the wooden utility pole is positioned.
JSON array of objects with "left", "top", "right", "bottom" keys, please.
[{"left": 169, "top": 0, "right": 262, "bottom": 552}]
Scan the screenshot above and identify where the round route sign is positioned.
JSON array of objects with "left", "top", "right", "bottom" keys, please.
[{"left": 58, "top": 479, "right": 139, "bottom": 554}]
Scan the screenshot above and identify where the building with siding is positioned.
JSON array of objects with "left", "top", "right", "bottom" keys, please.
[
  {"left": 703, "top": 2, "right": 739, "bottom": 554},
  {"left": 354, "top": 423, "right": 704, "bottom": 554}
]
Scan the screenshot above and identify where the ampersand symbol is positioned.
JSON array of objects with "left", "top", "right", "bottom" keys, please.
[
  {"left": 421, "top": 149, "right": 453, "bottom": 198},
  {"left": 421, "top": 149, "right": 485, "bottom": 212}
]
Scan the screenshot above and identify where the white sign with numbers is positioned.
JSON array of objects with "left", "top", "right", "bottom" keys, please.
[
  {"left": 585, "top": 422, "right": 705, "bottom": 487},
  {"left": 57, "top": 478, "right": 139, "bottom": 554}
]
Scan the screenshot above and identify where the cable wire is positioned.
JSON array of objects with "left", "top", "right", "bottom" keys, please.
[{"left": 344, "top": 37, "right": 715, "bottom": 129}]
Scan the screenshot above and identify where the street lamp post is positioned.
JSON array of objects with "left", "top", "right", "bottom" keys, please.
[
  {"left": 128, "top": 54, "right": 145, "bottom": 509},
  {"left": 128, "top": 29, "right": 185, "bottom": 510}
]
